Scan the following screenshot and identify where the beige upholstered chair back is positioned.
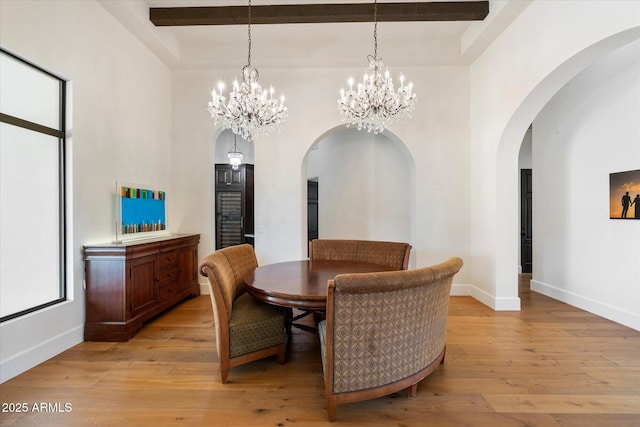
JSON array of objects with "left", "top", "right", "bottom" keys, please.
[
  {"left": 320, "top": 257, "right": 463, "bottom": 420},
  {"left": 309, "top": 239, "right": 411, "bottom": 270},
  {"left": 199, "top": 244, "right": 285, "bottom": 383},
  {"left": 200, "top": 244, "right": 257, "bottom": 322}
]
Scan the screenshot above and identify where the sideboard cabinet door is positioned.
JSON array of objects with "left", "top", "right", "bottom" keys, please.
[
  {"left": 177, "top": 245, "right": 197, "bottom": 291},
  {"left": 129, "top": 255, "right": 159, "bottom": 318}
]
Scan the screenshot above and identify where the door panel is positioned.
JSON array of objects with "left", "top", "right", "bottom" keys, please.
[
  {"left": 521, "top": 169, "right": 533, "bottom": 273},
  {"left": 216, "top": 191, "right": 243, "bottom": 248},
  {"left": 215, "top": 167, "right": 242, "bottom": 187},
  {"left": 129, "top": 255, "right": 158, "bottom": 317},
  {"left": 214, "top": 164, "right": 254, "bottom": 249},
  {"left": 308, "top": 180, "right": 319, "bottom": 244}
]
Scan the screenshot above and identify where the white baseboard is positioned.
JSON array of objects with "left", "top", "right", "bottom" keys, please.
[
  {"left": 531, "top": 280, "right": 640, "bottom": 331},
  {"left": 200, "top": 281, "right": 522, "bottom": 311},
  {"left": 200, "top": 281, "right": 523, "bottom": 312},
  {"left": 199, "top": 282, "right": 210, "bottom": 295},
  {"left": 0, "top": 325, "right": 84, "bottom": 384},
  {"left": 205, "top": 282, "right": 523, "bottom": 312},
  {"left": 451, "top": 284, "right": 521, "bottom": 311},
  {"left": 200, "top": 283, "right": 520, "bottom": 311}
]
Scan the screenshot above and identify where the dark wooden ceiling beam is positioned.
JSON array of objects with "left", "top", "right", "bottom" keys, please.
[{"left": 149, "top": 2, "right": 489, "bottom": 27}]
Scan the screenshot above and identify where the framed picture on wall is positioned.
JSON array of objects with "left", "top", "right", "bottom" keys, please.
[
  {"left": 609, "top": 169, "right": 640, "bottom": 220},
  {"left": 115, "top": 181, "right": 169, "bottom": 242}
]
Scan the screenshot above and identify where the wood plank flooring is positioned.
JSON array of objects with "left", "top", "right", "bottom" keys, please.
[{"left": 1, "top": 276, "right": 639, "bottom": 426}]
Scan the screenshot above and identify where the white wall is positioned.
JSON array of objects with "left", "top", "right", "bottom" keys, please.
[
  {"left": 469, "top": 0, "right": 640, "bottom": 311},
  {"left": 532, "top": 40, "right": 640, "bottom": 329},
  {"left": 174, "top": 1, "right": 640, "bottom": 320},
  {"left": 0, "top": 0, "right": 173, "bottom": 382},
  {"left": 306, "top": 129, "right": 411, "bottom": 244},
  {"left": 172, "top": 65, "right": 472, "bottom": 281},
  {"left": 518, "top": 128, "right": 532, "bottom": 170}
]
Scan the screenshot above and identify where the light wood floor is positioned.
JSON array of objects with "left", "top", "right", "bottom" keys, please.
[{"left": 1, "top": 276, "right": 639, "bottom": 426}]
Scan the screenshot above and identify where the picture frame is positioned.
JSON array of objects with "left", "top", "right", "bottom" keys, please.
[
  {"left": 609, "top": 169, "right": 640, "bottom": 220},
  {"left": 115, "top": 181, "right": 169, "bottom": 242}
]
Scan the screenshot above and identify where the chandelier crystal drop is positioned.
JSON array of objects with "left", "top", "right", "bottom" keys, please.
[
  {"left": 207, "top": 0, "right": 287, "bottom": 141},
  {"left": 338, "top": 0, "right": 416, "bottom": 134}
]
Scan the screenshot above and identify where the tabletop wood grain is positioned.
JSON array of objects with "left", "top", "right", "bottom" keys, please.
[{"left": 243, "top": 260, "right": 396, "bottom": 310}]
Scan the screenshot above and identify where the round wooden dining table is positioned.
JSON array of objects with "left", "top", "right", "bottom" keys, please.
[{"left": 243, "top": 259, "right": 396, "bottom": 311}]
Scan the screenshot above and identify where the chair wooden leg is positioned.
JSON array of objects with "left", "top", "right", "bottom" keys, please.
[
  {"left": 220, "top": 355, "right": 230, "bottom": 384},
  {"left": 408, "top": 383, "right": 418, "bottom": 398},
  {"left": 326, "top": 396, "right": 337, "bottom": 422}
]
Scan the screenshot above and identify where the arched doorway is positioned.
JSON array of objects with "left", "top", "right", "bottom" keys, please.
[
  {"left": 496, "top": 30, "right": 640, "bottom": 308},
  {"left": 210, "top": 130, "right": 254, "bottom": 249},
  {"left": 302, "top": 126, "right": 416, "bottom": 266}
]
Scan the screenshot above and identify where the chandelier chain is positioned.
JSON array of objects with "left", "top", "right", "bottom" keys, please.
[
  {"left": 247, "top": 0, "right": 252, "bottom": 66},
  {"left": 373, "top": 0, "right": 378, "bottom": 60}
]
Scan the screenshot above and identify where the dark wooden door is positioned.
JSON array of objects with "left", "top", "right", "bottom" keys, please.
[
  {"left": 215, "top": 164, "right": 254, "bottom": 249},
  {"left": 215, "top": 167, "right": 242, "bottom": 187},
  {"left": 307, "top": 180, "right": 318, "bottom": 249},
  {"left": 244, "top": 165, "right": 254, "bottom": 245},
  {"left": 216, "top": 191, "right": 243, "bottom": 248},
  {"left": 521, "top": 169, "right": 533, "bottom": 273}
]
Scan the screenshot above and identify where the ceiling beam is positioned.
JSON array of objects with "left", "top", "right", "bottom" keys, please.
[{"left": 149, "top": 1, "right": 489, "bottom": 27}]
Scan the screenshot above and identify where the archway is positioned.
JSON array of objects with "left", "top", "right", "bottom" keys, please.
[
  {"left": 495, "top": 29, "right": 640, "bottom": 306},
  {"left": 301, "top": 125, "right": 417, "bottom": 266},
  {"left": 209, "top": 129, "right": 254, "bottom": 250}
]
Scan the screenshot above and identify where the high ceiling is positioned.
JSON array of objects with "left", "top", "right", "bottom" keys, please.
[{"left": 98, "top": 0, "right": 526, "bottom": 70}]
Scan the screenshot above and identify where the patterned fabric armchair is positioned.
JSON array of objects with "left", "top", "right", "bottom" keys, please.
[
  {"left": 199, "top": 244, "right": 287, "bottom": 383},
  {"left": 309, "top": 239, "right": 412, "bottom": 270},
  {"left": 318, "top": 257, "right": 463, "bottom": 421}
]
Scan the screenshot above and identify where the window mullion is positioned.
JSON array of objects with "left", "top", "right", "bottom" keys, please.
[{"left": 0, "top": 112, "right": 63, "bottom": 138}]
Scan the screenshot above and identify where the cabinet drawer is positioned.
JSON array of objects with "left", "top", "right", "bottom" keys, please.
[
  {"left": 158, "top": 268, "right": 179, "bottom": 285},
  {"left": 158, "top": 283, "right": 176, "bottom": 301},
  {"left": 158, "top": 282, "right": 176, "bottom": 301},
  {"left": 159, "top": 251, "right": 178, "bottom": 270}
]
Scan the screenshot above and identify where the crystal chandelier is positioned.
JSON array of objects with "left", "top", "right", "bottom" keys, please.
[
  {"left": 338, "top": 0, "right": 416, "bottom": 134},
  {"left": 228, "top": 134, "right": 243, "bottom": 170},
  {"left": 207, "top": 0, "right": 287, "bottom": 141}
]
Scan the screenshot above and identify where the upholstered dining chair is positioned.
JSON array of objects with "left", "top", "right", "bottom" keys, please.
[
  {"left": 318, "top": 257, "right": 463, "bottom": 421},
  {"left": 199, "top": 244, "right": 287, "bottom": 383},
  {"left": 308, "top": 239, "right": 412, "bottom": 270}
]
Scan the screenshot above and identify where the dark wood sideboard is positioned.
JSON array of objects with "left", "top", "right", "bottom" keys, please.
[{"left": 83, "top": 234, "right": 200, "bottom": 341}]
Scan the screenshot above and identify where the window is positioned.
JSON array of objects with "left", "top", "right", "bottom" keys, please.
[{"left": 0, "top": 48, "right": 66, "bottom": 322}]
